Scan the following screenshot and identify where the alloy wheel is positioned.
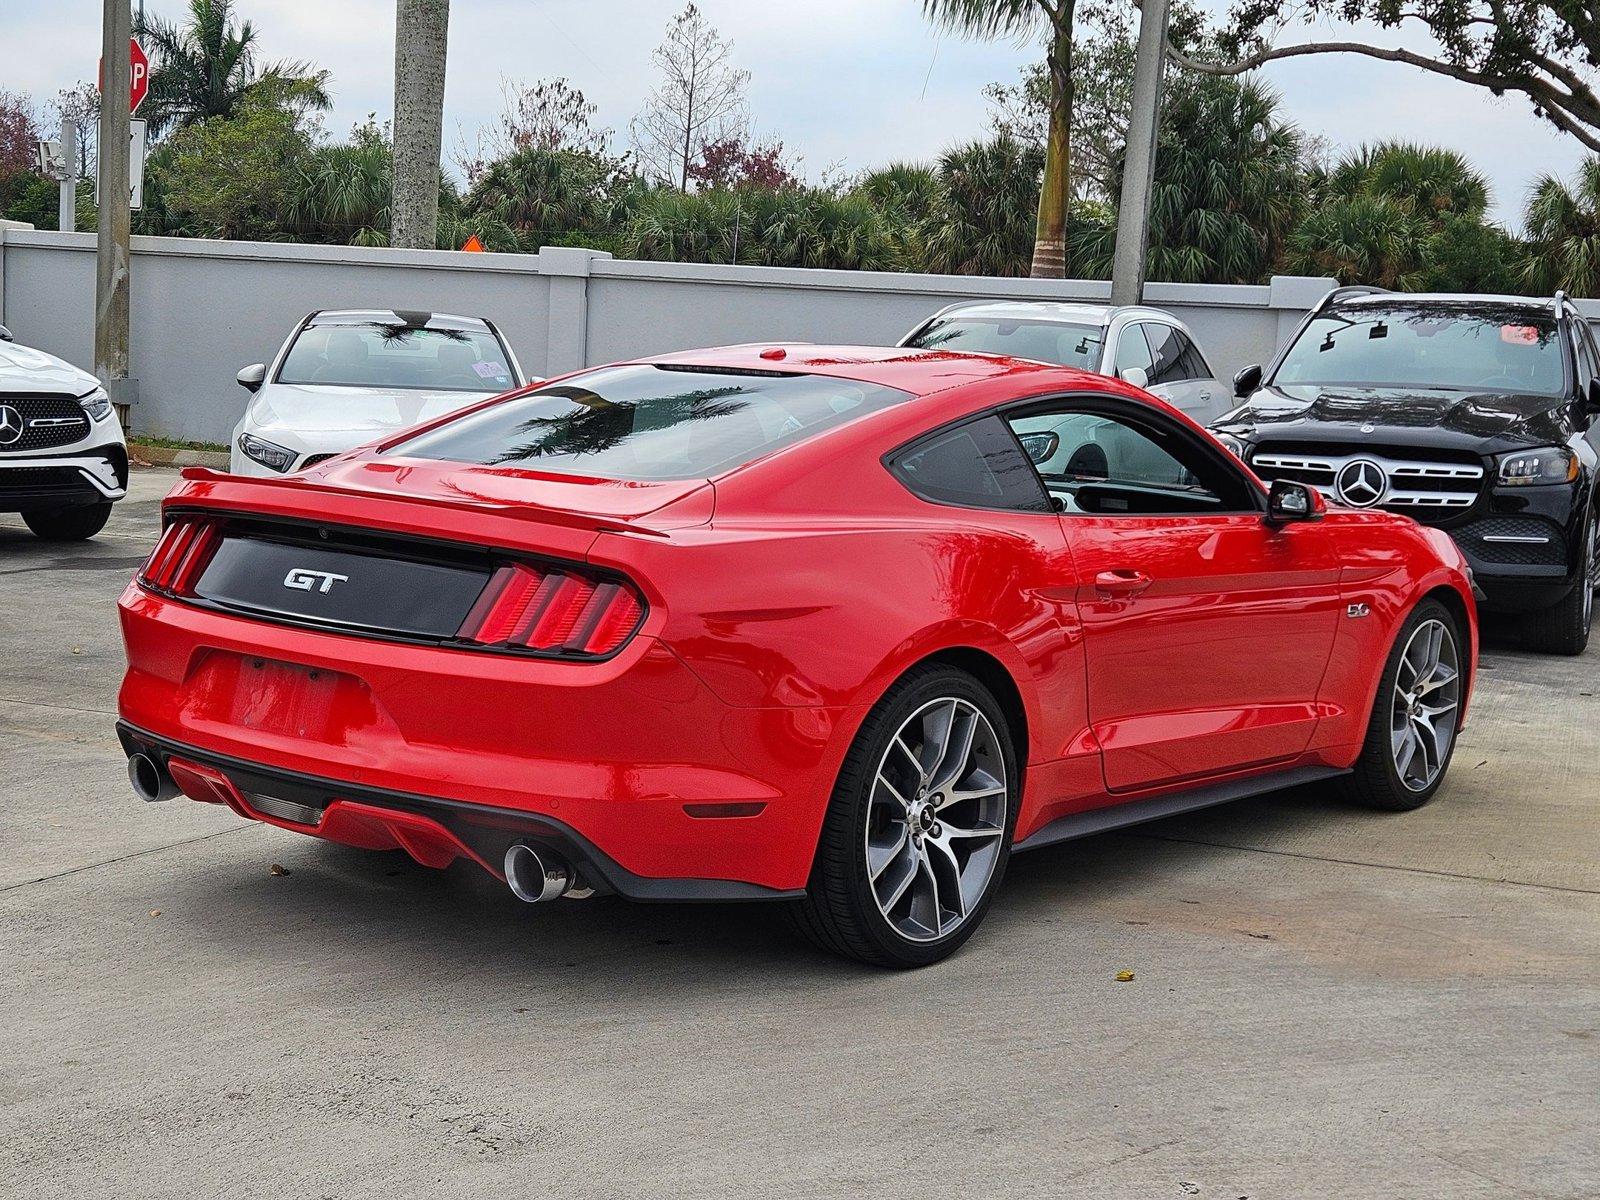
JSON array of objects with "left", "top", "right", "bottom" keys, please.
[
  {"left": 864, "top": 697, "right": 1008, "bottom": 943},
  {"left": 1390, "top": 619, "right": 1461, "bottom": 792}
]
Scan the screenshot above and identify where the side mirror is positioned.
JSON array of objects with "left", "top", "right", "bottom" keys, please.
[
  {"left": 1233, "top": 363, "right": 1263, "bottom": 398},
  {"left": 236, "top": 363, "right": 267, "bottom": 393},
  {"left": 0, "top": 325, "right": 13, "bottom": 342},
  {"left": 1017, "top": 430, "right": 1059, "bottom": 464},
  {"left": 1119, "top": 365, "right": 1149, "bottom": 389},
  {"left": 1267, "top": 479, "right": 1325, "bottom": 525}
]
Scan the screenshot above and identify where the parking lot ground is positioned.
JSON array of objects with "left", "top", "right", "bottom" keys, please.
[{"left": 2, "top": 467, "right": 1598, "bottom": 1199}]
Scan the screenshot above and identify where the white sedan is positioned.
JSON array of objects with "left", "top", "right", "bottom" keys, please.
[{"left": 231, "top": 309, "right": 530, "bottom": 477}]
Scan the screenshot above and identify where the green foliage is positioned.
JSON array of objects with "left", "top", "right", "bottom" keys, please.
[
  {"left": 1522, "top": 159, "right": 1600, "bottom": 297},
  {"left": 0, "top": 169, "right": 60, "bottom": 228},
  {"left": 1284, "top": 141, "right": 1500, "bottom": 288},
  {"left": 624, "top": 186, "right": 901, "bottom": 270},
  {"left": 922, "top": 134, "right": 1044, "bottom": 276},
  {"left": 137, "top": 0, "right": 331, "bottom": 136},
  {"left": 463, "top": 147, "right": 633, "bottom": 241},
  {"left": 148, "top": 99, "right": 313, "bottom": 240}
]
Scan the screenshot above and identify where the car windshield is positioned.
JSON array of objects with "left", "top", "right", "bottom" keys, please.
[
  {"left": 393, "top": 363, "right": 910, "bottom": 481},
  {"left": 1274, "top": 304, "right": 1566, "bottom": 395},
  {"left": 277, "top": 321, "right": 515, "bottom": 392},
  {"left": 905, "top": 316, "right": 1104, "bottom": 371}
]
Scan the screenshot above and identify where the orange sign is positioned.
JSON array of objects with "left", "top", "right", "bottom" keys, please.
[{"left": 461, "top": 234, "right": 485, "bottom": 253}]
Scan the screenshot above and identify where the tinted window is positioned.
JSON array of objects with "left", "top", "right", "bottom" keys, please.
[
  {"left": 278, "top": 322, "right": 515, "bottom": 392},
  {"left": 1175, "top": 331, "right": 1212, "bottom": 380},
  {"left": 1275, "top": 304, "right": 1566, "bottom": 394},
  {"left": 905, "top": 316, "right": 1104, "bottom": 371},
  {"left": 1144, "top": 324, "right": 1190, "bottom": 385},
  {"left": 1111, "top": 326, "right": 1154, "bottom": 377},
  {"left": 1008, "top": 405, "right": 1255, "bottom": 515},
  {"left": 395, "top": 364, "right": 908, "bottom": 481},
  {"left": 890, "top": 416, "right": 1051, "bottom": 512}
]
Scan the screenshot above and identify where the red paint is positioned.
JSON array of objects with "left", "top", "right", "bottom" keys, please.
[{"left": 118, "top": 345, "right": 1477, "bottom": 894}]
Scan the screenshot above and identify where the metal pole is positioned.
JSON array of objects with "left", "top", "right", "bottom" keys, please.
[
  {"left": 96, "top": 0, "right": 133, "bottom": 428},
  {"left": 1110, "top": 0, "right": 1171, "bottom": 307},
  {"left": 59, "top": 121, "right": 77, "bottom": 234}
]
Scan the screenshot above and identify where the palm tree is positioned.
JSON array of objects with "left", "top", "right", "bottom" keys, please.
[
  {"left": 1522, "top": 158, "right": 1600, "bottom": 297},
  {"left": 1074, "top": 75, "right": 1304, "bottom": 284},
  {"left": 922, "top": 0, "right": 1075, "bottom": 277},
  {"left": 136, "top": 0, "right": 330, "bottom": 137},
  {"left": 391, "top": 0, "right": 450, "bottom": 249},
  {"left": 923, "top": 134, "right": 1045, "bottom": 277}
]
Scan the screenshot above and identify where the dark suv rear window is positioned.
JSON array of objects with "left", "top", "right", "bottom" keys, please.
[
  {"left": 1275, "top": 303, "right": 1566, "bottom": 395},
  {"left": 394, "top": 364, "right": 909, "bottom": 481}
]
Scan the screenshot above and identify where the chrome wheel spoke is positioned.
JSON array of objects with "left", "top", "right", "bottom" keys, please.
[
  {"left": 865, "top": 695, "right": 1009, "bottom": 944},
  {"left": 1389, "top": 618, "right": 1460, "bottom": 793}
]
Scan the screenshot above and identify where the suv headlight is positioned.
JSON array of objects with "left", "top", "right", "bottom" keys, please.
[
  {"left": 238, "top": 432, "right": 295, "bottom": 472},
  {"left": 1495, "top": 446, "right": 1578, "bottom": 486},
  {"left": 1214, "top": 431, "right": 1250, "bottom": 460},
  {"left": 77, "top": 386, "right": 112, "bottom": 421}
]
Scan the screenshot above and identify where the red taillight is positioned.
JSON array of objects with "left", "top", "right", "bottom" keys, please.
[
  {"left": 139, "top": 517, "right": 222, "bottom": 595},
  {"left": 458, "top": 563, "right": 646, "bottom": 657}
]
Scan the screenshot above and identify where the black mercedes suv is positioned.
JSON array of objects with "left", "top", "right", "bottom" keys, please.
[{"left": 1214, "top": 288, "right": 1600, "bottom": 654}]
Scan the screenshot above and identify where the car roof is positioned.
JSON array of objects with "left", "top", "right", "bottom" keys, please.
[
  {"left": 919, "top": 300, "right": 1184, "bottom": 326},
  {"left": 306, "top": 309, "right": 495, "bottom": 332},
  {"left": 640, "top": 343, "right": 1096, "bottom": 396},
  {"left": 1330, "top": 292, "right": 1557, "bottom": 312}
]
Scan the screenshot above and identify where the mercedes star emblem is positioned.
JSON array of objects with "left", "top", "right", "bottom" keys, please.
[
  {"left": 0, "top": 405, "right": 23, "bottom": 446},
  {"left": 1336, "top": 458, "right": 1387, "bottom": 507}
]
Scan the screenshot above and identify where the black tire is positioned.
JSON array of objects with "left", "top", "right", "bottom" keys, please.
[
  {"left": 1520, "top": 511, "right": 1596, "bottom": 656},
  {"left": 21, "top": 502, "right": 112, "bottom": 542},
  {"left": 1336, "top": 599, "right": 1465, "bottom": 812},
  {"left": 788, "top": 664, "right": 1020, "bottom": 968}
]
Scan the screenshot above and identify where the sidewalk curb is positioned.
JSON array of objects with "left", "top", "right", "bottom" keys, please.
[{"left": 130, "top": 442, "right": 230, "bottom": 470}]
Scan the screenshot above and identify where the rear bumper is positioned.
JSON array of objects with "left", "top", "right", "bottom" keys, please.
[
  {"left": 116, "top": 583, "right": 860, "bottom": 894},
  {"left": 117, "top": 722, "right": 803, "bottom": 902}
]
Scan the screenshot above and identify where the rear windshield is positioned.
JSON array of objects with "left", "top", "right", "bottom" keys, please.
[
  {"left": 393, "top": 363, "right": 910, "bottom": 481},
  {"left": 1274, "top": 305, "right": 1566, "bottom": 395},
  {"left": 905, "top": 316, "right": 1104, "bottom": 371},
  {"left": 277, "top": 322, "right": 515, "bottom": 392}
]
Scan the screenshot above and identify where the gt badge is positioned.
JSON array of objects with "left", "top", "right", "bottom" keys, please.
[{"left": 283, "top": 568, "right": 349, "bottom": 594}]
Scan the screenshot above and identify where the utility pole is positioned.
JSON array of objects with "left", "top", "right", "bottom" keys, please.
[
  {"left": 1110, "top": 0, "right": 1171, "bottom": 306},
  {"left": 96, "top": 0, "right": 134, "bottom": 428},
  {"left": 58, "top": 122, "right": 77, "bottom": 234}
]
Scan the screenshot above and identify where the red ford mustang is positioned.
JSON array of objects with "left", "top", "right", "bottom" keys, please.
[{"left": 118, "top": 345, "right": 1477, "bottom": 966}]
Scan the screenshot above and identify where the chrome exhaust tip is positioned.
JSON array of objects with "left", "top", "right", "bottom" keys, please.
[
  {"left": 504, "top": 842, "right": 574, "bottom": 903},
  {"left": 128, "top": 752, "right": 179, "bottom": 803}
]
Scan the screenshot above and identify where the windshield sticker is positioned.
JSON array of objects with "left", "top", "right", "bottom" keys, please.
[
  {"left": 1501, "top": 325, "right": 1541, "bottom": 345},
  {"left": 472, "top": 361, "right": 510, "bottom": 379}
]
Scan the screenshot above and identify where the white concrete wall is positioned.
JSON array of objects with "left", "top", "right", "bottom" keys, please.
[{"left": 0, "top": 228, "right": 1344, "bottom": 444}]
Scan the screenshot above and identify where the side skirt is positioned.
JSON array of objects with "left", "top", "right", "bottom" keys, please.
[{"left": 1013, "top": 764, "right": 1349, "bottom": 853}]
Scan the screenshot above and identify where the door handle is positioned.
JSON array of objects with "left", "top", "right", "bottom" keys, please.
[{"left": 1094, "top": 569, "right": 1153, "bottom": 598}]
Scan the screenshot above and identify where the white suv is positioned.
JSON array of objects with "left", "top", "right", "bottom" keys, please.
[
  {"left": 899, "top": 300, "right": 1229, "bottom": 424},
  {"left": 0, "top": 325, "right": 127, "bottom": 541}
]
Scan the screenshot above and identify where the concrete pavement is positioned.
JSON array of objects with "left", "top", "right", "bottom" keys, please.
[{"left": 1, "top": 468, "right": 1596, "bottom": 1199}]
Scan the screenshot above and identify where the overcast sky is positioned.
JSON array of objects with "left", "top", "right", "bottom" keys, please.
[{"left": 0, "top": 0, "right": 1586, "bottom": 228}]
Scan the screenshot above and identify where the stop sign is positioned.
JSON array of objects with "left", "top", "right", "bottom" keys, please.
[{"left": 99, "top": 38, "right": 150, "bottom": 115}]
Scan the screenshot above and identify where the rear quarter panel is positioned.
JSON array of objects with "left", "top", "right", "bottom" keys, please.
[{"left": 1312, "top": 511, "right": 1478, "bottom": 758}]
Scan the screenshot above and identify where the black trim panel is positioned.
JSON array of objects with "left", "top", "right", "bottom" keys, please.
[
  {"left": 117, "top": 721, "right": 804, "bottom": 904},
  {"left": 1014, "top": 764, "right": 1349, "bottom": 852}
]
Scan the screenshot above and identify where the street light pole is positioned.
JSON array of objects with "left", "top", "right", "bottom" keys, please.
[
  {"left": 1110, "top": 0, "right": 1171, "bottom": 306},
  {"left": 96, "top": 0, "right": 134, "bottom": 428}
]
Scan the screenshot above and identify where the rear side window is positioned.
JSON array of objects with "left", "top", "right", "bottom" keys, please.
[
  {"left": 394, "top": 364, "right": 909, "bottom": 481},
  {"left": 889, "top": 416, "right": 1051, "bottom": 512},
  {"left": 1144, "top": 324, "right": 1192, "bottom": 385}
]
